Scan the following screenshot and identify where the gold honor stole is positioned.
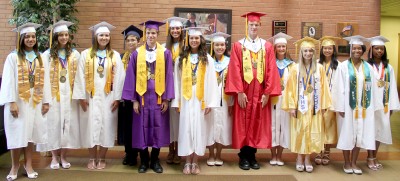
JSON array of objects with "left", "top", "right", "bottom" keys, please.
[
  {"left": 18, "top": 57, "right": 45, "bottom": 108},
  {"left": 182, "top": 56, "right": 206, "bottom": 109},
  {"left": 121, "top": 50, "right": 131, "bottom": 70},
  {"left": 136, "top": 42, "right": 166, "bottom": 105},
  {"left": 50, "top": 52, "right": 78, "bottom": 101},
  {"left": 172, "top": 43, "right": 180, "bottom": 63},
  {"left": 242, "top": 47, "right": 265, "bottom": 84},
  {"left": 85, "top": 48, "right": 115, "bottom": 96}
]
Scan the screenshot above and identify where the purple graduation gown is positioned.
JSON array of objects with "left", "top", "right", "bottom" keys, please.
[{"left": 122, "top": 46, "right": 174, "bottom": 149}]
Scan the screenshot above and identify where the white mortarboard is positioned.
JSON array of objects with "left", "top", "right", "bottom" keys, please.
[
  {"left": 343, "top": 35, "right": 368, "bottom": 45},
  {"left": 269, "top": 32, "right": 293, "bottom": 45},
  {"left": 50, "top": 20, "right": 74, "bottom": 33},
  {"left": 164, "top": 16, "right": 188, "bottom": 28},
  {"left": 206, "top": 32, "right": 231, "bottom": 43},
  {"left": 89, "top": 21, "right": 116, "bottom": 35},
  {"left": 368, "top": 35, "right": 390, "bottom": 46},
  {"left": 184, "top": 27, "right": 208, "bottom": 36},
  {"left": 12, "top": 22, "right": 42, "bottom": 34}
]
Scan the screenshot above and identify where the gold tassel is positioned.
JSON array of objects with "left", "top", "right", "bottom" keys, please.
[
  {"left": 157, "top": 96, "right": 161, "bottom": 104},
  {"left": 143, "top": 22, "right": 146, "bottom": 43},
  {"left": 384, "top": 105, "right": 388, "bottom": 113},
  {"left": 295, "top": 44, "right": 298, "bottom": 60},
  {"left": 142, "top": 96, "right": 144, "bottom": 106},
  {"left": 166, "top": 21, "right": 169, "bottom": 36},
  {"left": 201, "top": 100, "right": 205, "bottom": 110},
  {"left": 17, "top": 32, "right": 20, "bottom": 51},
  {"left": 185, "top": 30, "right": 188, "bottom": 47},
  {"left": 362, "top": 108, "right": 366, "bottom": 118},
  {"left": 245, "top": 15, "right": 248, "bottom": 39},
  {"left": 49, "top": 28, "right": 53, "bottom": 48},
  {"left": 210, "top": 42, "right": 213, "bottom": 56},
  {"left": 354, "top": 108, "right": 359, "bottom": 119}
]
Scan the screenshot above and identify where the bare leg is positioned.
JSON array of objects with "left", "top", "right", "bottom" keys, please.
[
  {"left": 216, "top": 143, "right": 223, "bottom": 161},
  {"left": 351, "top": 147, "right": 361, "bottom": 170},
  {"left": 97, "top": 146, "right": 108, "bottom": 169},
  {"left": 276, "top": 146, "right": 284, "bottom": 163},
  {"left": 342, "top": 150, "right": 351, "bottom": 170},
  {"left": 207, "top": 144, "right": 215, "bottom": 165},
  {"left": 373, "top": 141, "right": 382, "bottom": 168},
  {"left": 9, "top": 148, "right": 22, "bottom": 176},
  {"left": 192, "top": 153, "right": 200, "bottom": 174},
  {"left": 270, "top": 146, "right": 277, "bottom": 162},
  {"left": 60, "top": 149, "right": 68, "bottom": 163},
  {"left": 23, "top": 143, "right": 35, "bottom": 174},
  {"left": 87, "top": 146, "right": 97, "bottom": 169},
  {"left": 322, "top": 144, "right": 331, "bottom": 165}
]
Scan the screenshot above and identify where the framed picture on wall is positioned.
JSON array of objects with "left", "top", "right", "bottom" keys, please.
[
  {"left": 337, "top": 22, "right": 359, "bottom": 55},
  {"left": 301, "top": 22, "right": 323, "bottom": 39},
  {"left": 174, "top": 8, "right": 232, "bottom": 49}
]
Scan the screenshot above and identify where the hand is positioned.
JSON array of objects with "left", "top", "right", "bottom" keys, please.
[
  {"left": 133, "top": 101, "right": 140, "bottom": 114},
  {"left": 204, "top": 108, "right": 211, "bottom": 115},
  {"left": 290, "top": 109, "right": 297, "bottom": 118},
  {"left": 161, "top": 100, "right": 169, "bottom": 113},
  {"left": 237, "top": 92, "right": 248, "bottom": 109},
  {"left": 390, "top": 110, "right": 393, "bottom": 116},
  {"left": 10, "top": 102, "right": 19, "bottom": 118},
  {"left": 339, "top": 112, "right": 345, "bottom": 118},
  {"left": 111, "top": 100, "right": 119, "bottom": 112},
  {"left": 261, "top": 94, "right": 270, "bottom": 108},
  {"left": 41, "top": 103, "right": 49, "bottom": 115},
  {"left": 228, "top": 106, "right": 233, "bottom": 115},
  {"left": 79, "top": 99, "right": 89, "bottom": 112}
]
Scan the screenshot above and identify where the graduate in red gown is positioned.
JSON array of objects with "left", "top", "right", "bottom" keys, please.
[{"left": 225, "top": 12, "right": 281, "bottom": 170}]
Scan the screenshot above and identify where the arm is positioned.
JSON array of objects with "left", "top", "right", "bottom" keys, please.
[
  {"left": 171, "top": 57, "right": 181, "bottom": 108},
  {"left": 225, "top": 42, "right": 244, "bottom": 95},
  {"left": 121, "top": 51, "right": 139, "bottom": 101},
  {"left": 263, "top": 42, "right": 281, "bottom": 97},
  {"left": 72, "top": 49, "right": 88, "bottom": 100},
  {"left": 112, "top": 51, "right": 125, "bottom": 101},
  {"left": 0, "top": 53, "right": 17, "bottom": 105}
]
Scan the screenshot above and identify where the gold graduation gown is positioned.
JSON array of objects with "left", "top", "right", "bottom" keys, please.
[{"left": 282, "top": 64, "right": 331, "bottom": 154}]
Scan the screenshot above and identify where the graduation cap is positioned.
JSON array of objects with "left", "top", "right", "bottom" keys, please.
[
  {"left": 48, "top": 20, "right": 74, "bottom": 48},
  {"left": 163, "top": 16, "right": 188, "bottom": 36},
  {"left": 12, "top": 22, "right": 42, "bottom": 51},
  {"left": 139, "top": 20, "right": 165, "bottom": 43},
  {"left": 89, "top": 21, "right": 115, "bottom": 45},
  {"left": 293, "top": 36, "right": 319, "bottom": 59},
  {"left": 343, "top": 35, "right": 368, "bottom": 45},
  {"left": 268, "top": 32, "right": 293, "bottom": 45},
  {"left": 183, "top": 27, "right": 208, "bottom": 47},
  {"left": 121, "top": 25, "right": 143, "bottom": 49},
  {"left": 319, "top": 36, "right": 341, "bottom": 47},
  {"left": 241, "top": 12, "right": 266, "bottom": 39},
  {"left": 205, "top": 32, "right": 231, "bottom": 56},
  {"left": 368, "top": 35, "right": 389, "bottom": 46}
]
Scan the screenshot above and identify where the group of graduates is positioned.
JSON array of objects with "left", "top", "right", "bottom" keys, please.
[{"left": 1, "top": 11, "right": 399, "bottom": 180}]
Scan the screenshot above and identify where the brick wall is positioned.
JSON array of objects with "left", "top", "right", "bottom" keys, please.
[{"left": 0, "top": 0, "right": 380, "bottom": 75}]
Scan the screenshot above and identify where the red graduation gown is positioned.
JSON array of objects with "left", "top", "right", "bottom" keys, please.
[{"left": 225, "top": 41, "right": 281, "bottom": 149}]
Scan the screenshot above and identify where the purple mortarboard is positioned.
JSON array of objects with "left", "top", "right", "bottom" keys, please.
[{"left": 139, "top": 20, "right": 165, "bottom": 31}]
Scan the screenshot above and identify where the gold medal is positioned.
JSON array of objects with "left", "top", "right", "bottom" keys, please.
[
  {"left": 192, "top": 76, "right": 197, "bottom": 85},
  {"left": 99, "top": 73, "right": 104, "bottom": 78},
  {"left": 378, "top": 80, "right": 385, "bottom": 88},
  {"left": 60, "top": 76, "right": 66, "bottom": 83},
  {"left": 148, "top": 74, "right": 155, "bottom": 80},
  {"left": 217, "top": 76, "right": 222, "bottom": 85},
  {"left": 306, "top": 86, "right": 313, "bottom": 93},
  {"left": 252, "top": 62, "right": 257, "bottom": 68},
  {"left": 60, "top": 69, "right": 67, "bottom": 76},
  {"left": 29, "top": 75, "right": 35, "bottom": 88},
  {"left": 97, "top": 66, "right": 104, "bottom": 74}
]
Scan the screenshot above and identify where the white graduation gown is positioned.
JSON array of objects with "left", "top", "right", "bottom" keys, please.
[
  {"left": 37, "top": 49, "right": 81, "bottom": 151},
  {"left": 72, "top": 49, "right": 125, "bottom": 148},
  {"left": 171, "top": 54, "right": 219, "bottom": 156},
  {"left": 332, "top": 60, "right": 382, "bottom": 150},
  {"left": 372, "top": 63, "right": 400, "bottom": 144},
  {"left": 205, "top": 56, "right": 232, "bottom": 146},
  {"left": 0, "top": 52, "right": 51, "bottom": 149}
]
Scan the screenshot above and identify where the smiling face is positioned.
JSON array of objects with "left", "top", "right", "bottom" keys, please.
[
  {"left": 213, "top": 42, "right": 226, "bottom": 57},
  {"left": 248, "top": 20, "right": 260, "bottom": 38},
  {"left": 302, "top": 47, "right": 314, "bottom": 63},
  {"left": 351, "top": 44, "right": 363, "bottom": 59},
  {"left": 189, "top": 35, "right": 201, "bottom": 50},
  {"left": 275, "top": 43, "right": 287, "bottom": 58},
  {"left": 372, "top": 45, "right": 385, "bottom": 60},
  {"left": 170, "top": 26, "right": 182, "bottom": 39},
  {"left": 57, "top": 31, "right": 70, "bottom": 48},
  {"left": 322, "top": 45, "right": 334, "bottom": 58},
  {"left": 126, "top": 35, "right": 138, "bottom": 51},
  {"left": 146, "top": 28, "right": 158, "bottom": 46},
  {"left": 97, "top": 33, "right": 110, "bottom": 49},
  {"left": 23, "top": 32, "right": 36, "bottom": 50}
]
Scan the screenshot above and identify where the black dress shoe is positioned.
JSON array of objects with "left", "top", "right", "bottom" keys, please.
[
  {"left": 150, "top": 160, "right": 163, "bottom": 173},
  {"left": 138, "top": 163, "right": 149, "bottom": 173},
  {"left": 239, "top": 158, "right": 250, "bottom": 170},
  {"left": 249, "top": 160, "right": 260, "bottom": 169},
  {"left": 129, "top": 157, "right": 138, "bottom": 166},
  {"left": 122, "top": 154, "right": 130, "bottom": 165}
]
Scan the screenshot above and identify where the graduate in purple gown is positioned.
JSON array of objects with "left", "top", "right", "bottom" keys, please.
[{"left": 122, "top": 20, "right": 174, "bottom": 174}]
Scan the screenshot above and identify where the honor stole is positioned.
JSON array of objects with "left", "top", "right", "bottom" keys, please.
[
  {"left": 348, "top": 60, "right": 371, "bottom": 119},
  {"left": 242, "top": 46, "right": 265, "bottom": 84},
  {"left": 136, "top": 43, "right": 166, "bottom": 105},
  {"left": 121, "top": 50, "right": 132, "bottom": 71},
  {"left": 382, "top": 66, "right": 390, "bottom": 113},
  {"left": 171, "top": 43, "right": 180, "bottom": 63},
  {"left": 18, "top": 56, "right": 45, "bottom": 107},
  {"left": 182, "top": 55, "right": 206, "bottom": 109},
  {"left": 50, "top": 52, "right": 77, "bottom": 101},
  {"left": 85, "top": 48, "right": 115, "bottom": 96}
]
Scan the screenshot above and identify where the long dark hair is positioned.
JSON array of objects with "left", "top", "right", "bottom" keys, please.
[
  {"left": 165, "top": 27, "right": 184, "bottom": 51},
  {"left": 212, "top": 42, "right": 230, "bottom": 59},
  {"left": 318, "top": 45, "right": 339, "bottom": 70},
  {"left": 90, "top": 34, "right": 114, "bottom": 59},
  {"left": 178, "top": 36, "right": 208, "bottom": 68},
  {"left": 18, "top": 33, "right": 43, "bottom": 66},
  {"left": 50, "top": 32, "right": 73, "bottom": 60},
  {"left": 367, "top": 46, "right": 388, "bottom": 68}
]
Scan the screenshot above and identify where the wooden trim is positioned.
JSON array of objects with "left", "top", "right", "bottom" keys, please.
[{"left": 398, "top": 33, "right": 400, "bottom": 98}]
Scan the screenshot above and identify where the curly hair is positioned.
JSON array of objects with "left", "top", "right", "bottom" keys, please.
[
  {"left": 50, "top": 32, "right": 73, "bottom": 60},
  {"left": 178, "top": 36, "right": 208, "bottom": 69}
]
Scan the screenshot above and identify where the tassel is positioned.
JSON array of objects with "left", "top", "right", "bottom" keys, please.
[
  {"left": 166, "top": 21, "right": 168, "bottom": 36},
  {"left": 369, "top": 47, "right": 373, "bottom": 59},
  {"left": 354, "top": 108, "right": 359, "bottom": 119},
  {"left": 49, "top": 28, "right": 53, "bottom": 48},
  {"left": 142, "top": 96, "right": 144, "bottom": 106},
  {"left": 245, "top": 15, "right": 248, "bottom": 39},
  {"left": 210, "top": 42, "right": 213, "bottom": 56},
  {"left": 201, "top": 100, "right": 205, "bottom": 110},
  {"left": 17, "top": 32, "right": 20, "bottom": 51},
  {"left": 178, "top": 101, "right": 181, "bottom": 113},
  {"left": 143, "top": 22, "right": 146, "bottom": 43},
  {"left": 362, "top": 108, "right": 366, "bottom": 118},
  {"left": 157, "top": 96, "right": 161, "bottom": 104},
  {"left": 185, "top": 30, "right": 188, "bottom": 48},
  {"left": 384, "top": 105, "right": 388, "bottom": 113}
]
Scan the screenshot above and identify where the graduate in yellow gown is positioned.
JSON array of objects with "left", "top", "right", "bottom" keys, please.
[{"left": 282, "top": 37, "right": 331, "bottom": 173}]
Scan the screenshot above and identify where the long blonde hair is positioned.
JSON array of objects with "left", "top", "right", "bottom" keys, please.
[{"left": 298, "top": 47, "right": 317, "bottom": 77}]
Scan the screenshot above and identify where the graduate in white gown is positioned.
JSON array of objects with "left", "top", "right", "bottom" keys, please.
[
  {"left": 365, "top": 36, "right": 400, "bottom": 170},
  {"left": 171, "top": 27, "right": 219, "bottom": 174},
  {"left": 268, "top": 32, "right": 295, "bottom": 166},
  {"left": 204, "top": 32, "right": 232, "bottom": 167},
  {"left": 0, "top": 23, "right": 51, "bottom": 180},
  {"left": 332, "top": 35, "right": 382, "bottom": 175},
  {"left": 36, "top": 20, "right": 81, "bottom": 170},
  {"left": 72, "top": 22, "right": 125, "bottom": 170},
  {"left": 162, "top": 16, "right": 187, "bottom": 165}
]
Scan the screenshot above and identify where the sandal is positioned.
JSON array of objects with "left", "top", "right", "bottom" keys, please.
[
  {"left": 97, "top": 159, "right": 106, "bottom": 170},
  {"left": 166, "top": 151, "right": 174, "bottom": 164},
  {"left": 295, "top": 159, "right": 304, "bottom": 172},
  {"left": 322, "top": 151, "right": 330, "bottom": 165},
  {"left": 87, "top": 159, "right": 96, "bottom": 170},
  {"left": 314, "top": 153, "right": 322, "bottom": 165},
  {"left": 191, "top": 163, "right": 200, "bottom": 175},
  {"left": 50, "top": 157, "right": 60, "bottom": 169},
  {"left": 183, "top": 163, "right": 191, "bottom": 175},
  {"left": 374, "top": 158, "right": 383, "bottom": 169},
  {"left": 366, "top": 158, "right": 378, "bottom": 171}
]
